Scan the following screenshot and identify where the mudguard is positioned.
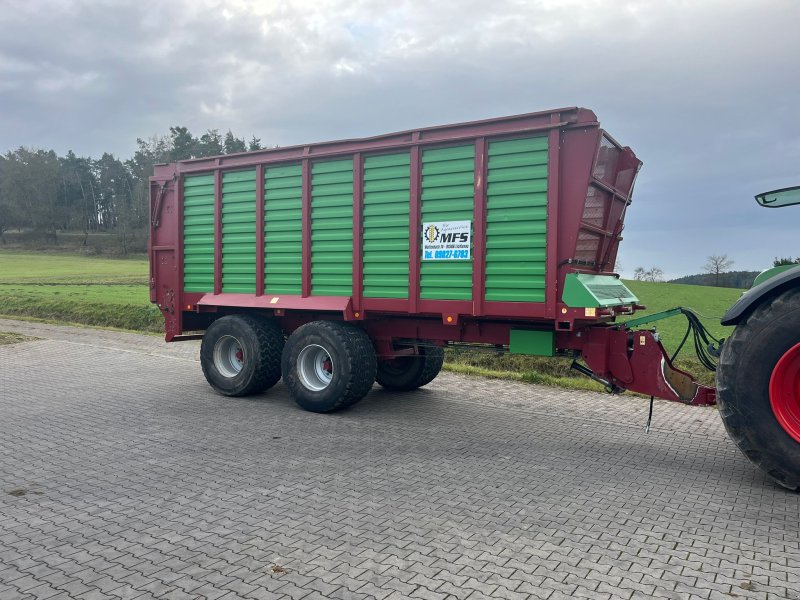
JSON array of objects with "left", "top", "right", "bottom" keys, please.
[{"left": 721, "top": 265, "right": 800, "bottom": 326}]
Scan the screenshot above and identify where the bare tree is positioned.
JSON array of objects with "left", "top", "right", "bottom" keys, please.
[
  {"left": 704, "top": 254, "right": 734, "bottom": 287},
  {"left": 633, "top": 266, "right": 663, "bottom": 282},
  {"left": 647, "top": 266, "right": 664, "bottom": 282}
]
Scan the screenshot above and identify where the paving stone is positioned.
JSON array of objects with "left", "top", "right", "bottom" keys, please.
[
  {"left": 107, "top": 584, "right": 147, "bottom": 599},
  {"left": 407, "top": 587, "right": 448, "bottom": 600},
  {"left": 21, "top": 584, "right": 62, "bottom": 600},
  {"left": 1, "top": 320, "right": 799, "bottom": 600}
]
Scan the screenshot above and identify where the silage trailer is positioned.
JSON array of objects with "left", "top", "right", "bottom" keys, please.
[{"left": 148, "top": 107, "right": 800, "bottom": 489}]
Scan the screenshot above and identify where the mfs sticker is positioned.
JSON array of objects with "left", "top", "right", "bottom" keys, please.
[{"left": 422, "top": 221, "right": 471, "bottom": 260}]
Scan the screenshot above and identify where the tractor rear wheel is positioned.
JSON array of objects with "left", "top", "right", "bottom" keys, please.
[
  {"left": 281, "top": 321, "right": 377, "bottom": 413},
  {"left": 200, "top": 315, "right": 284, "bottom": 397},
  {"left": 717, "top": 287, "right": 800, "bottom": 489},
  {"left": 376, "top": 345, "right": 445, "bottom": 391}
]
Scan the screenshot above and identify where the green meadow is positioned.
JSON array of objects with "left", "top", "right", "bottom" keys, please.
[
  {"left": 0, "top": 252, "right": 160, "bottom": 332},
  {"left": 0, "top": 250, "right": 743, "bottom": 389},
  {"left": 623, "top": 280, "right": 739, "bottom": 349}
]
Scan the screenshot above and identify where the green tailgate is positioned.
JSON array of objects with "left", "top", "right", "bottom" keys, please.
[
  {"left": 264, "top": 164, "right": 303, "bottom": 295},
  {"left": 562, "top": 273, "right": 638, "bottom": 307},
  {"left": 420, "top": 144, "right": 475, "bottom": 300},
  {"left": 183, "top": 174, "right": 215, "bottom": 292},
  {"left": 311, "top": 159, "right": 354, "bottom": 296},
  {"left": 221, "top": 170, "right": 257, "bottom": 293},
  {"left": 363, "top": 153, "right": 410, "bottom": 298},
  {"left": 485, "top": 136, "right": 548, "bottom": 302}
]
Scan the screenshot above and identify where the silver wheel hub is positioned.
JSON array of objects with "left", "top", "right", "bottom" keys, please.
[
  {"left": 213, "top": 335, "right": 245, "bottom": 378},
  {"left": 297, "top": 344, "right": 334, "bottom": 391}
]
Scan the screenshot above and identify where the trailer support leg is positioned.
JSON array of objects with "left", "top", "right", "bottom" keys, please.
[{"left": 570, "top": 360, "right": 622, "bottom": 394}]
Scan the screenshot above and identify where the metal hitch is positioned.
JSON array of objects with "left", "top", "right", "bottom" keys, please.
[{"left": 568, "top": 328, "right": 716, "bottom": 406}]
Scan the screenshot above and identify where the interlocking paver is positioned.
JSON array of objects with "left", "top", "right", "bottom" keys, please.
[
  {"left": 22, "top": 583, "right": 62, "bottom": 599},
  {"left": 408, "top": 587, "right": 448, "bottom": 600},
  {"left": 1, "top": 319, "right": 799, "bottom": 600},
  {"left": 106, "top": 584, "right": 146, "bottom": 600}
]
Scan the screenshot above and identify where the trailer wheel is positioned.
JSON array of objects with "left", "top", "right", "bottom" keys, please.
[
  {"left": 376, "top": 345, "right": 445, "bottom": 391},
  {"left": 717, "top": 287, "right": 800, "bottom": 490},
  {"left": 281, "top": 321, "right": 377, "bottom": 413},
  {"left": 200, "top": 315, "right": 284, "bottom": 397}
]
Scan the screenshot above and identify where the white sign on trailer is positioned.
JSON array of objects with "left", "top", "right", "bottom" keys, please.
[{"left": 421, "top": 221, "right": 471, "bottom": 261}]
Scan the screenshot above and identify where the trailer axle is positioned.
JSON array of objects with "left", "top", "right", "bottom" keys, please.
[{"left": 562, "top": 327, "right": 716, "bottom": 406}]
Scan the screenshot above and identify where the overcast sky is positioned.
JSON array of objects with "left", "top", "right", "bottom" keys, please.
[{"left": 1, "top": 0, "right": 798, "bottom": 278}]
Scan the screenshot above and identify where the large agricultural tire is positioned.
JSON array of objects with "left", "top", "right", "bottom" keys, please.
[
  {"left": 717, "top": 287, "right": 800, "bottom": 490},
  {"left": 376, "top": 345, "right": 445, "bottom": 391},
  {"left": 200, "top": 315, "right": 284, "bottom": 397},
  {"left": 281, "top": 321, "right": 377, "bottom": 413}
]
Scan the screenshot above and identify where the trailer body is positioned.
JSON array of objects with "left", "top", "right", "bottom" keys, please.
[
  {"left": 151, "top": 107, "right": 637, "bottom": 337},
  {"left": 150, "top": 107, "right": 713, "bottom": 407}
]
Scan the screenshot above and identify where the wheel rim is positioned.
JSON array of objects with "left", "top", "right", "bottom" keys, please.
[
  {"left": 770, "top": 342, "right": 800, "bottom": 444},
  {"left": 297, "top": 344, "right": 334, "bottom": 391},
  {"left": 213, "top": 335, "right": 245, "bottom": 378}
]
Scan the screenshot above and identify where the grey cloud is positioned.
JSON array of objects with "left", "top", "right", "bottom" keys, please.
[{"left": 1, "top": 0, "right": 799, "bottom": 277}]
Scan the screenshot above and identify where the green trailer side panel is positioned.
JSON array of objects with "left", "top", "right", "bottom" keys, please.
[
  {"left": 221, "top": 169, "right": 257, "bottom": 294},
  {"left": 183, "top": 174, "right": 215, "bottom": 292},
  {"left": 363, "top": 152, "right": 410, "bottom": 299},
  {"left": 509, "top": 329, "right": 555, "bottom": 356},
  {"left": 265, "top": 164, "right": 303, "bottom": 294},
  {"left": 485, "top": 136, "right": 548, "bottom": 302},
  {"left": 420, "top": 144, "right": 475, "bottom": 300},
  {"left": 311, "top": 159, "right": 354, "bottom": 296}
]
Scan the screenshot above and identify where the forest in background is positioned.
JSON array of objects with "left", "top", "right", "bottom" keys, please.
[
  {"left": 669, "top": 271, "right": 759, "bottom": 289},
  {"left": 0, "top": 127, "right": 265, "bottom": 254}
]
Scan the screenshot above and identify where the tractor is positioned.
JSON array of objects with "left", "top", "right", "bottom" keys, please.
[{"left": 717, "top": 185, "right": 800, "bottom": 489}]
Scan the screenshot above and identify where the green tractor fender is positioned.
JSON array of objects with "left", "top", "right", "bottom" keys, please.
[
  {"left": 722, "top": 264, "right": 800, "bottom": 326},
  {"left": 722, "top": 185, "right": 800, "bottom": 326}
]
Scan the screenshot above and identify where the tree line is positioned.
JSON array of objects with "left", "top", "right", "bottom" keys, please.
[
  {"left": 636, "top": 254, "right": 800, "bottom": 289},
  {"left": 0, "top": 127, "right": 264, "bottom": 253}
]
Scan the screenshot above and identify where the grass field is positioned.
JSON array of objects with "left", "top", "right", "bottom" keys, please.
[
  {"left": 0, "top": 250, "right": 744, "bottom": 389},
  {"left": 0, "top": 251, "right": 160, "bottom": 332},
  {"left": 623, "top": 280, "right": 739, "bottom": 348}
]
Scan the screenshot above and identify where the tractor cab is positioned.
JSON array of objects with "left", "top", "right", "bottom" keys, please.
[
  {"left": 756, "top": 185, "right": 800, "bottom": 208},
  {"left": 752, "top": 185, "right": 800, "bottom": 287}
]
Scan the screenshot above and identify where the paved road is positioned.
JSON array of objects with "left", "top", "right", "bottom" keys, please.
[{"left": 1, "top": 320, "right": 798, "bottom": 600}]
